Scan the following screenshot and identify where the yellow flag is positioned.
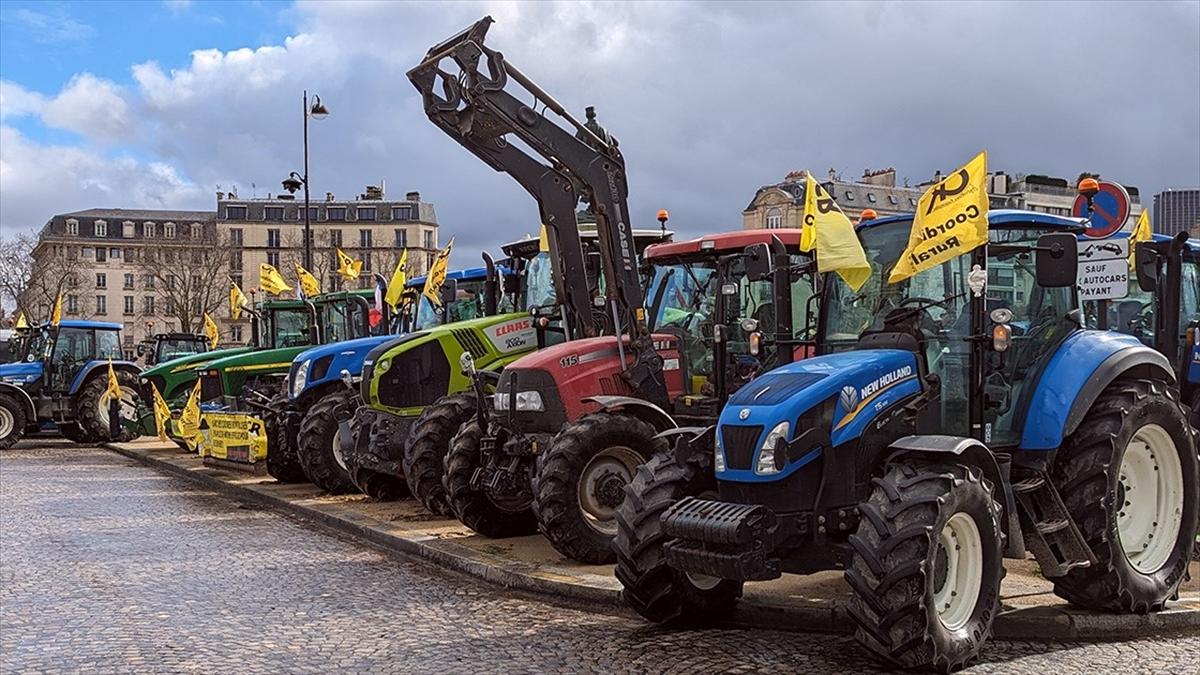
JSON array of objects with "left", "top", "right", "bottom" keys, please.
[
  {"left": 385, "top": 249, "right": 409, "bottom": 310},
  {"left": 422, "top": 238, "right": 454, "bottom": 305},
  {"left": 1128, "top": 209, "right": 1151, "bottom": 269},
  {"left": 889, "top": 151, "right": 989, "bottom": 284},
  {"left": 15, "top": 312, "right": 27, "bottom": 329},
  {"left": 336, "top": 248, "right": 363, "bottom": 281},
  {"left": 538, "top": 225, "right": 550, "bottom": 253},
  {"left": 259, "top": 263, "right": 293, "bottom": 296},
  {"left": 178, "top": 380, "right": 202, "bottom": 451},
  {"left": 104, "top": 358, "right": 123, "bottom": 404},
  {"left": 151, "top": 382, "right": 171, "bottom": 442},
  {"left": 230, "top": 279, "right": 249, "bottom": 320},
  {"left": 50, "top": 293, "right": 63, "bottom": 326},
  {"left": 203, "top": 313, "right": 220, "bottom": 350},
  {"left": 803, "top": 172, "right": 871, "bottom": 291},
  {"left": 295, "top": 264, "right": 322, "bottom": 297}
]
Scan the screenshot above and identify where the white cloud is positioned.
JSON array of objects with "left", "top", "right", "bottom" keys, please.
[
  {"left": 2, "top": 7, "right": 95, "bottom": 43},
  {"left": 0, "top": 80, "right": 47, "bottom": 120},
  {"left": 40, "top": 74, "right": 135, "bottom": 142}
]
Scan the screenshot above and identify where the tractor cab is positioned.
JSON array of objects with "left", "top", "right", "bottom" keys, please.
[
  {"left": 138, "top": 333, "right": 210, "bottom": 367},
  {"left": 35, "top": 321, "right": 127, "bottom": 394}
]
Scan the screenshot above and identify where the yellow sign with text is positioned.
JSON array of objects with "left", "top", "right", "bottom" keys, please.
[
  {"left": 889, "top": 151, "right": 989, "bottom": 284},
  {"left": 197, "top": 412, "right": 268, "bottom": 464}
]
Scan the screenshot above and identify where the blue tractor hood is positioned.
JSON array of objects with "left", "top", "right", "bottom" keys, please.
[
  {"left": 289, "top": 334, "right": 398, "bottom": 400},
  {"left": 717, "top": 350, "right": 922, "bottom": 482},
  {"left": 0, "top": 360, "right": 43, "bottom": 386}
]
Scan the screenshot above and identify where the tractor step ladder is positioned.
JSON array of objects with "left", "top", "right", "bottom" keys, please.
[{"left": 1010, "top": 470, "right": 1096, "bottom": 577}]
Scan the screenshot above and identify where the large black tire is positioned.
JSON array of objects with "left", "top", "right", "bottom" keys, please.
[
  {"left": 534, "top": 413, "right": 662, "bottom": 564},
  {"left": 57, "top": 421, "right": 97, "bottom": 444},
  {"left": 444, "top": 420, "right": 538, "bottom": 537},
  {"left": 351, "top": 413, "right": 410, "bottom": 500},
  {"left": 846, "top": 461, "right": 1004, "bottom": 673},
  {"left": 0, "top": 392, "right": 28, "bottom": 449},
  {"left": 614, "top": 448, "right": 741, "bottom": 623},
  {"left": 76, "top": 369, "right": 140, "bottom": 442},
  {"left": 265, "top": 394, "right": 306, "bottom": 483},
  {"left": 1052, "top": 378, "right": 1198, "bottom": 612},
  {"left": 297, "top": 389, "right": 359, "bottom": 494},
  {"left": 403, "top": 393, "right": 477, "bottom": 516}
]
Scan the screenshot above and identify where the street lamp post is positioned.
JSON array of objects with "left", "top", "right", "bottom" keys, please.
[{"left": 282, "top": 91, "right": 329, "bottom": 270}]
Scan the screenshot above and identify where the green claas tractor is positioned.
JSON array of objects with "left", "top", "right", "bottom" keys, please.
[{"left": 616, "top": 210, "right": 1198, "bottom": 671}]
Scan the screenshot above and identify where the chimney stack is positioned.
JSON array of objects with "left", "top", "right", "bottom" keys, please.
[
  {"left": 325, "top": 192, "right": 335, "bottom": 202},
  {"left": 216, "top": 191, "right": 225, "bottom": 201},
  {"left": 406, "top": 191, "right": 421, "bottom": 202}
]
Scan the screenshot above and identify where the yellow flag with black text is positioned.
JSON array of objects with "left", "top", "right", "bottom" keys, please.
[
  {"left": 422, "top": 238, "right": 454, "bottom": 305},
  {"left": 336, "top": 248, "right": 362, "bottom": 281},
  {"left": 203, "top": 313, "right": 220, "bottom": 350},
  {"left": 15, "top": 312, "right": 27, "bottom": 329},
  {"left": 151, "top": 382, "right": 171, "bottom": 442},
  {"left": 295, "top": 264, "right": 322, "bottom": 297},
  {"left": 385, "top": 249, "right": 409, "bottom": 310},
  {"left": 104, "top": 358, "right": 123, "bottom": 404},
  {"left": 803, "top": 172, "right": 871, "bottom": 291},
  {"left": 889, "top": 151, "right": 989, "bottom": 284},
  {"left": 1128, "top": 209, "right": 1151, "bottom": 268},
  {"left": 230, "top": 279, "right": 249, "bottom": 320},
  {"left": 50, "top": 293, "right": 63, "bottom": 327},
  {"left": 538, "top": 225, "right": 550, "bottom": 253},
  {"left": 178, "top": 380, "right": 202, "bottom": 451},
  {"left": 259, "top": 263, "right": 293, "bottom": 296}
]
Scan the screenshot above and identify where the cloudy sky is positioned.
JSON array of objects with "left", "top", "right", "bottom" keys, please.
[{"left": 1, "top": 0, "right": 1197, "bottom": 267}]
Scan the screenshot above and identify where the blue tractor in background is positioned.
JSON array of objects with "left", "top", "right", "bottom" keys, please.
[
  {"left": 0, "top": 320, "right": 142, "bottom": 447},
  {"left": 615, "top": 211, "right": 1199, "bottom": 671}
]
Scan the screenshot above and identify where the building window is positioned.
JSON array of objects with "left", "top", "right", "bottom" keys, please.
[
  {"left": 144, "top": 274, "right": 156, "bottom": 289},
  {"left": 305, "top": 207, "right": 320, "bottom": 221},
  {"left": 68, "top": 274, "right": 79, "bottom": 288},
  {"left": 394, "top": 229, "right": 407, "bottom": 247},
  {"left": 66, "top": 218, "right": 79, "bottom": 236},
  {"left": 866, "top": 193, "right": 877, "bottom": 203},
  {"left": 165, "top": 298, "right": 175, "bottom": 315},
  {"left": 363, "top": 253, "right": 373, "bottom": 272},
  {"left": 267, "top": 251, "right": 280, "bottom": 268},
  {"left": 110, "top": 248, "right": 121, "bottom": 259},
  {"left": 167, "top": 274, "right": 178, "bottom": 289},
  {"left": 230, "top": 275, "right": 243, "bottom": 290},
  {"left": 124, "top": 296, "right": 134, "bottom": 315},
  {"left": 843, "top": 191, "right": 855, "bottom": 201},
  {"left": 229, "top": 252, "right": 243, "bottom": 271},
  {"left": 908, "top": 198, "right": 917, "bottom": 206},
  {"left": 96, "top": 296, "right": 107, "bottom": 314},
  {"left": 423, "top": 230, "right": 435, "bottom": 250},
  {"left": 191, "top": 222, "right": 202, "bottom": 238},
  {"left": 328, "top": 207, "right": 347, "bottom": 221},
  {"left": 267, "top": 229, "right": 281, "bottom": 248},
  {"left": 96, "top": 248, "right": 107, "bottom": 262},
  {"left": 144, "top": 296, "right": 155, "bottom": 315},
  {"left": 123, "top": 221, "right": 135, "bottom": 238},
  {"left": 94, "top": 220, "right": 107, "bottom": 237},
  {"left": 265, "top": 207, "right": 285, "bottom": 221},
  {"left": 765, "top": 208, "right": 783, "bottom": 229},
  {"left": 228, "top": 228, "right": 242, "bottom": 247},
  {"left": 82, "top": 247, "right": 94, "bottom": 258},
  {"left": 96, "top": 273, "right": 107, "bottom": 288},
  {"left": 359, "top": 229, "right": 373, "bottom": 248},
  {"left": 164, "top": 222, "right": 176, "bottom": 238},
  {"left": 67, "top": 295, "right": 78, "bottom": 314},
  {"left": 392, "top": 205, "right": 413, "bottom": 221},
  {"left": 888, "top": 195, "right": 898, "bottom": 205},
  {"left": 226, "top": 205, "right": 248, "bottom": 220},
  {"left": 143, "top": 221, "right": 156, "bottom": 237},
  {"left": 357, "top": 207, "right": 376, "bottom": 221},
  {"left": 123, "top": 273, "right": 134, "bottom": 289},
  {"left": 329, "top": 229, "right": 342, "bottom": 248},
  {"left": 231, "top": 326, "right": 243, "bottom": 342}
]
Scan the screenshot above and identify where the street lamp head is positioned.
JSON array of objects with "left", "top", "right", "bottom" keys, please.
[
  {"left": 309, "top": 95, "right": 329, "bottom": 120},
  {"left": 281, "top": 175, "right": 303, "bottom": 194}
]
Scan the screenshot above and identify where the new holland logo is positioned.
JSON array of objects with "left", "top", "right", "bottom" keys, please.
[
  {"left": 738, "top": 408, "right": 751, "bottom": 420},
  {"left": 839, "top": 385, "right": 859, "bottom": 413}
]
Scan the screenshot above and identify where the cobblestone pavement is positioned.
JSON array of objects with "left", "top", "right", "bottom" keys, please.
[{"left": 2, "top": 442, "right": 1197, "bottom": 674}]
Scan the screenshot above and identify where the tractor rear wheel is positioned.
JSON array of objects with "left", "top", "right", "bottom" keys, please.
[
  {"left": 444, "top": 420, "right": 537, "bottom": 537},
  {"left": 615, "top": 448, "right": 741, "bottom": 624},
  {"left": 265, "top": 394, "right": 306, "bottom": 483},
  {"left": 0, "top": 393, "right": 28, "bottom": 449},
  {"left": 534, "top": 413, "right": 661, "bottom": 564},
  {"left": 297, "top": 389, "right": 358, "bottom": 494},
  {"left": 846, "top": 460, "right": 1003, "bottom": 673},
  {"left": 57, "top": 421, "right": 97, "bottom": 444},
  {"left": 404, "top": 393, "right": 477, "bottom": 515},
  {"left": 1052, "top": 378, "right": 1198, "bottom": 612},
  {"left": 77, "top": 369, "right": 140, "bottom": 442}
]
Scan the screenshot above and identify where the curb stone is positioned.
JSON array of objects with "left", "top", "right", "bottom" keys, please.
[{"left": 103, "top": 442, "right": 1200, "bottom": 641}]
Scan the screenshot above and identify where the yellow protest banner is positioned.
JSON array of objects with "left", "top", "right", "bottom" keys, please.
[
  {"left": 1128, "top": 209, "right": 1151, "bottom": 268},
  {"left": 203, "top": 313, "right": 220, "bottom": 350},
  {"left": 295, "top": 264, "right": 322, "bottom": 297},
  {"left": 259, "top": 263, "right": 293, "bottom": 296},
  {"left": 803, "top": 172, "right": 871, "bottom": 291},
  {"left": 422, "top": 238, "right": 454, "bottom": 305},
  {"left": 50, "top": 293, "right": 63, "bottom": 326},
  {"left": 151, "top": 382, "right": 171, "bottom": 442},
  {"left": 178, "top": 380, "right": 202, "bottom": 451},
  {"left": 230, "top": 279, "right": 249, "bottom": 320},
  {"left": 200, "top": 412, "right": 268, "bottom": 464},
  {"left": 889, "top": 151, "right": 989, "bottom": 284},
  {"left": 336, "top": 248, "right": 362, "bottom": 281},
  {"left": 385, "top": 249, "right": 408, "bottom": 310},
  {"left": 103, "top": 358, "right": 123, "bottom": 404}
]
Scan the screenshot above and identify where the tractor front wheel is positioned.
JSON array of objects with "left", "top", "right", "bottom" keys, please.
[
  {"left": 77, "top": 370, "right": 140, "bottom": 442},
  {"left": 265, "top": 394, "right": 306, "bottom": 483},
  {"left": 297, "top": 389, "right": 358, "bottom": 494},
  {"left": 351, "top": 413, "right": 409, "bottom": 500},
  {"left": 1052, "top": 378, "right": 1198, "bottom": 611},
  {"left": 534, "top": 413, "right": 661, "bottom": 564},
  {"left": 443, "top": 420, "right": 537, "bottom": 537},
  {"left": 0, "top": 393, "right": 28, "bottom": 449},
  {"left": 846, "top": 460, "right": 1004, "bottom": 673},
  {"left": 614, "top": 449, "right": 741, "bottom": 624},
  {"left": 404, "top": 393, "right": 477, "bottom": 515}
]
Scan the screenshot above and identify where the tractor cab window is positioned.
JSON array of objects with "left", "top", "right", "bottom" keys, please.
[
  {"left": 447, "top": 278, "right": 487, "bottom": 323},
  {"left": 156, "top": 337, "right": 205, "bottom": 362},
  {"left": 95, "top": 330, "right": 123, "bottom": 360},
  {"left": 414, "top": 296, "right": 440, "bottom": 331},
  {"left": 1182, "top": 259, "right": 1199, "bottom": 337},
  {"left": 269, "top": 308, "right": 311, "bottom": 348},
  {"left": 50, "top": 327, "right": 95, "bottom": 388},
  {"left": 522, "top": 252, "right": 556, "bottom": 313},
  {"left": 321, "top": 300, "right": 353, "bottom": 343}
]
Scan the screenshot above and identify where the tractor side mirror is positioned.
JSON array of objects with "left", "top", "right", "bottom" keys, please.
[
  {"left": 744, "top": 243, "right": 772, "bottom": 281},
  {"left": 1134, "top": 242, "right": 1159, "bottom": 292},
  {"left": 438, "top": 279, "right": 459, "bottom": 309},
  {"left": 136, "top": 344, "right": 146, "bottom": 356},
  {"left": 1035, "top": 232, "right": 1077, "bottom": 288}
]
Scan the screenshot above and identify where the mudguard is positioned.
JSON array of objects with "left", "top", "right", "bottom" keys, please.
[
  {"left": 68, "top": 360, "right": 141, "bottom": 395},
  {"left": 0, "top": 382, "right": 37, "bottom": 419},
  {"left": 886, "top": 435, "right": 1011, "bottom": 522},
  {"left": 583, "top": 395, "right": 678, "bottom": 432},
  {"left": 1020, "top": 330, "right": 1175, "bottom": 451}
]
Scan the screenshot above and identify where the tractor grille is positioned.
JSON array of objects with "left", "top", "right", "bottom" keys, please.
[
  {"left": 721, "top": 424, "right": 763, "bottom": 471},
  {"left": 452, "top": 329, "right": 489, "bottom": 359},
  {"left": 599, "top": 376, "right": 630, "bottom": 396}
]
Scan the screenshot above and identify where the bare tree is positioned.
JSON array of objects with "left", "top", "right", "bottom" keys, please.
[
  {"left": 0, "top": 232, "right": 36, "bottom": 316},
  {"left": 134, "top": 228, "right": 233, "bottom": 333},
  {"left": 7, "top": 236, "right": 91, "bottom": 321}
]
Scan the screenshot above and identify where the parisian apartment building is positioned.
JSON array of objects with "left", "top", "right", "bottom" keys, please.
[
  {"left": 24, "top": 184, "right": 438, "bottom": 355},
  {"left": 1151, "top": 187, "right": 1200, "bottom": 237}
]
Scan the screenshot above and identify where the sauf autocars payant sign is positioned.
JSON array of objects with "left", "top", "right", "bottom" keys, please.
[{"left": 1077, "top": 236, "right": 1129, "bottom": 301}]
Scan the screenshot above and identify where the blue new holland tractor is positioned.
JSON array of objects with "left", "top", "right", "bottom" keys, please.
[
  {"left": 0, "top": 320, "right": 142, "bottom": 447},
  {"left": 615, "top": 210, "right": 1199, "bottom": 671}
]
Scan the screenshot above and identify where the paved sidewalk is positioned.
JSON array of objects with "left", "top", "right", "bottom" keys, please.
[{"left": 106, "top": 439, "right": 1200, "bottom": 641}]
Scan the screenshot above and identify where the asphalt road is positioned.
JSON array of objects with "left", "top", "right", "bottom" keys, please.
[{"left": 2, "top": 440, "right": 1197, "bottom": 674}]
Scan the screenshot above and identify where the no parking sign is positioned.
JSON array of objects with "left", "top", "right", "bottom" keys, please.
[{"left": 1072, "top": 180, "right": 1131, "bottom": 239}]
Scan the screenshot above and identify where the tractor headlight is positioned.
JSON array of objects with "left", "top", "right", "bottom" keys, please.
[
  {"left": 755, "top": 421, "right": 789, "bottom": 475},
  {"left": 714, "top": 430, "right": 727, "bottom": 472},
  {"left": 494, "top": 392, "right": 510, "bottom": 410},
  {"left": 514, "top": 391, "right": 543, "bottom": 411},
  {"left": 292, "top": 360, "right": 310, "bottom": 398}
]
